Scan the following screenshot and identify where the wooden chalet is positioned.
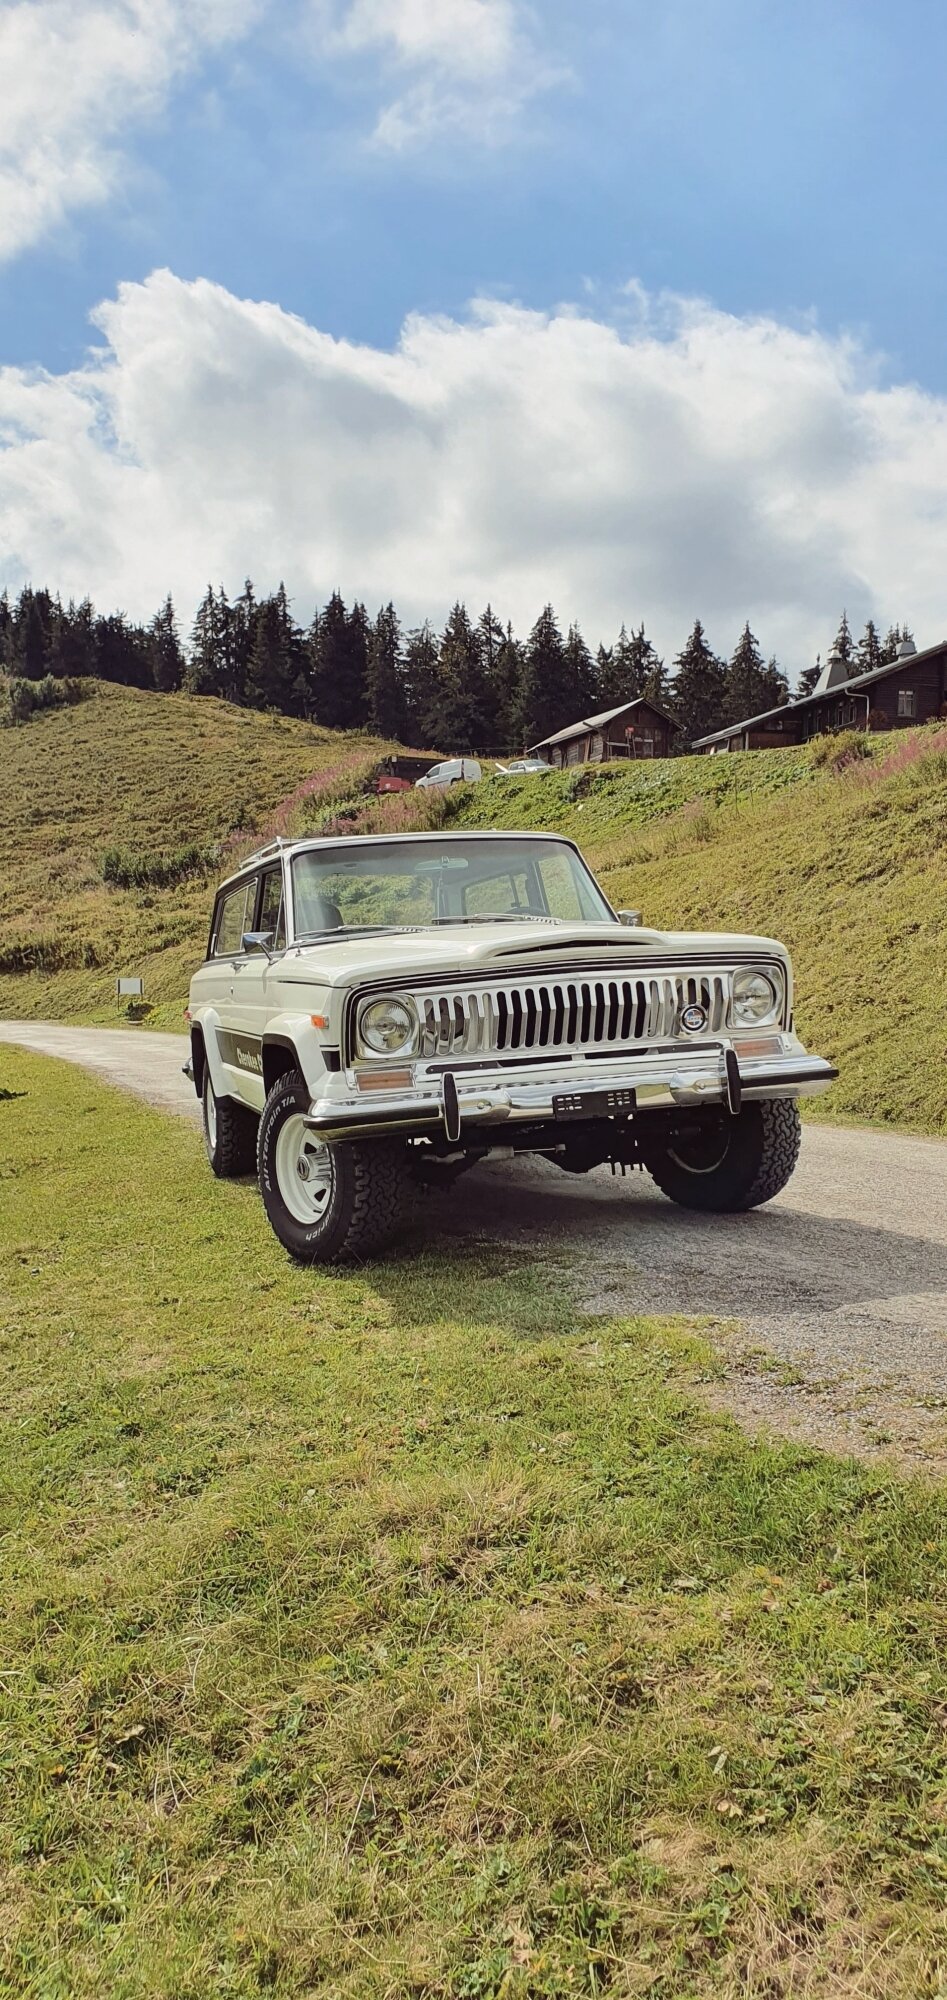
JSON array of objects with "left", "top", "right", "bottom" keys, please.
[
  {"left": 693, "top": 637, "right": 947, "bottom": 754},
  {"left": 529, "top": 698, "right": 679, "bottom": 768}
]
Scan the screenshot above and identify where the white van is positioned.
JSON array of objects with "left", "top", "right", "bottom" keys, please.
[{"left": 415, "top": 758, "right": 482, "bottom": 790}]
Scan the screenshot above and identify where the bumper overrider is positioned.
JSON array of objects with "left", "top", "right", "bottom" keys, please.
[{"left": 304, "top": 1041, "right": 838, "bottom": 1144}]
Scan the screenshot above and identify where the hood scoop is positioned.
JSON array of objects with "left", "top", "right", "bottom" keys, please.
[{"left": 489, "top": 931, "right": 664, "bottom": 959}]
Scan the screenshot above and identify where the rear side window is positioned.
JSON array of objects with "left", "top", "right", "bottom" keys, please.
[{"left": 214, "top": 879, "right": 255, "bottom": 956}]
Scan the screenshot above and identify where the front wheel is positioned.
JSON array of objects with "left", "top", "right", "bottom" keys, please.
[
  {"left": 639, "top": 1099, "right": 802, "bottom": 1212},
  {"left": 257, "top": 1068, "right": 413, "bottom": 1263}
]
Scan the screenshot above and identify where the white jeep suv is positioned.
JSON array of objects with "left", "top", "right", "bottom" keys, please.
[{"left": 186, "top": 832, "right": 836, "bottom": 1264}]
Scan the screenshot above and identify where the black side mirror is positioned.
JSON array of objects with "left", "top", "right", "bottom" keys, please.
[{"left": 242, "top": 930, "right": 275, "bottom": 956}]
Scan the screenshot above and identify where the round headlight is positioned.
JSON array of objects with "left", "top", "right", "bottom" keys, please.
[
  {"left": 359, "top": 996, "right": 417, "bottom": 1056},
  {"left": 732, "top": 968, "right": 779, "bottom": 1025}
]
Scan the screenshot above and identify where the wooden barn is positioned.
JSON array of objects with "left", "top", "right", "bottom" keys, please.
[
  {"left": 693, "top": 637, "right": 947, "bottom": 753},
  {"left": 529, "top": 698, "right": 679, "bottom": 767}
]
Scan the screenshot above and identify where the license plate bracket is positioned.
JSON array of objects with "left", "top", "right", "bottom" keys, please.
[{"left": 553, "top": 1087, "right": 637, "bottom": 1121}]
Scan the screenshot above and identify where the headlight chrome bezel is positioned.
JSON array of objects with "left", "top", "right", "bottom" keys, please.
[
  {"left": 731, "top": 965, "right": 782, "bottom": 1029},
  {"left": 357, "top": 994, "right": 419, "bottom": 1059}
]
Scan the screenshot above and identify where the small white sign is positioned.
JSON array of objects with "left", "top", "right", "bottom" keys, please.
[{"left": 116, "top": 977, "right": 144, "bottom": 997}]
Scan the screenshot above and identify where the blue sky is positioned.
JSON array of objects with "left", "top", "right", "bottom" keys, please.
[
  {"left": 5, "top": 0, "right": 946, "bottom": 384},
  {"left": 2, "top": 0, "right": 947, "bottom": 667}
]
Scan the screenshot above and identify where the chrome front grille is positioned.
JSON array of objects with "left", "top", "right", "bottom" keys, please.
[{"left": 409, "top": 969, "right": 732, "bottom": 1059}]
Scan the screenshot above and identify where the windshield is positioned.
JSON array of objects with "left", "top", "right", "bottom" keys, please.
[{"left": 291, "top": 838, "right": 615, "bottom": 935}]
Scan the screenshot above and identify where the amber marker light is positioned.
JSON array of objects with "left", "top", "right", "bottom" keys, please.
[
  {"left": 310, "top": 1013, "right": 329, "bottom": 1029},
  {"left": 354, "top": 1068, "right": 413, "bottom": 1093}
]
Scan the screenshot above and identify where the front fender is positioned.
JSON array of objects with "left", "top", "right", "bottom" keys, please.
[{"left": 262, "top": 1013, "right": 335, "bottom": 1098}]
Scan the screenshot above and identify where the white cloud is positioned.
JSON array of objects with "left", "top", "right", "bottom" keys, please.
[
  {"left": 3, "top": 270, "right": 947, "bottom": 674},
  {"left": 311, "top": 0, "right": 561, "bottom": 145},
  {"left": 0, "top": 0, "right": 260, "bottom": 260}
]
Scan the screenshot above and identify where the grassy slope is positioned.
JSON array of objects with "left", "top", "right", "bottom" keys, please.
[
  {"left": 451, "top": 740, "right": 947, "bottom": 1135},
  {"left": 0, "top": 685, "right": 393, "bottom": 1029},
  {"left": 2, "top": 689, "right": 945, "bottom": 1131},
  {"left": 6, "top": 1051, "right": 947, "bottom": 1996}
]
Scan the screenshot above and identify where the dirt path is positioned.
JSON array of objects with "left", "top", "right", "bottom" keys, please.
[{"left": 3, "top": 1019, "right": 946, "bottom": 1468}]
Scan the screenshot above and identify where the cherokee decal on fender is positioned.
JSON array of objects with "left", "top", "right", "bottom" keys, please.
[{"left": 217, "top": 1030, "right": 264, "bottom": 1076}]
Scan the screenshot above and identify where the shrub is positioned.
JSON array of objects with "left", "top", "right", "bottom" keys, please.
[
  {"left": 809, "top": 729, "right": 872, "bottom": 772},
  {"left": 1, "top": 674, "right": 92, "bottom": 725},
  {"left": 101, "top": 844, "right": 217, "bottom": 890},
  {"left": 0, "top": 937, "right": 100, "bottom": 974}
]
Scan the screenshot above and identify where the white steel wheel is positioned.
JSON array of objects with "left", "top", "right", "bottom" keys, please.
[
  {"left": 273, "top": 1114, "right": 336, "bottom": 1225},
  {"left": 257, "top": 1066, "right": 414, "bottom": 1265}
]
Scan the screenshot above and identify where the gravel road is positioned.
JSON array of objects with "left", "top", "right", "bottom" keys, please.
[{"left": 3, "top": 1019, "right": 946, "bottom": 1467}]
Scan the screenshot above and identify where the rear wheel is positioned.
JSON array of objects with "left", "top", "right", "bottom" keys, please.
[
  {"left": 202, "top": 1071, "right": 257, "bottom": 1178},
  {"left": 257, "top": 1068, "right": 412, "bottom": 1264},
  {"left": 639, "top": 1099, "right": 801, "bottom": 1212}
]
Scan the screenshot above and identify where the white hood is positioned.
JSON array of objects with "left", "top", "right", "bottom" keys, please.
[{"left": 271, "top": 920, "right": 788, "bottom": 992}]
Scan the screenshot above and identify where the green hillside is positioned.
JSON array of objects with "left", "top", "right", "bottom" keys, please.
[
  {"left": 2, "top": 686, "right": 945, "bottom": 1132},
  {"left": 0, "top": 683, "right": 396, "bottom": 1028},
  {"left": 449, "top": 733, "right": 947, "bottom": 1134}
]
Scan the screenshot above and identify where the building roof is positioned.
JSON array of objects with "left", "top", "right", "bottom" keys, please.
[
  {"left": 691, "top": 638, "right": 945, "bottom": 749},
  {"left": 529, "top": 696, "right": 679, "bottom": 754}
]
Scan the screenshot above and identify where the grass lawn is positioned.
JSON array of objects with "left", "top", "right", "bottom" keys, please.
[{"left": 5, "top": 1052, "right": 947, "bottom": 1996}]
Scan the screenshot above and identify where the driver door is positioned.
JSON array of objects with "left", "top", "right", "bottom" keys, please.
[{"left": 224, "top": 865, "right": 286, "bottom": 1109}]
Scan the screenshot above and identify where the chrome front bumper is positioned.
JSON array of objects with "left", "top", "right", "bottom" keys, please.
[{"left": 305, "top": 1045, "right": 838, "bottom": 1143}]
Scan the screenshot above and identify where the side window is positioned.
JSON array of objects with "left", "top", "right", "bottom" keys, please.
[
  {"left": 215, "top": 880, "right": 255, "bottom": 956},
  {"left": 257, "top": 868, "right": 285, "bottom": 948},
  {"left": 897, "top": 688, "right": 916, "bottom": 719},
  {"left": 537, "top": 851, "right": 600, "bottom": 921}
]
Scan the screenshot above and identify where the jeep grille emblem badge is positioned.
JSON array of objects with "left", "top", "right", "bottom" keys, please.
[{"left": 680, "top": 1003, "right": 708, "bottom": 1033}]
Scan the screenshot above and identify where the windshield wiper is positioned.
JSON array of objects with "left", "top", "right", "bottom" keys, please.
[{"left": 432, "top": 913, "right": 561, "bottom": 925}]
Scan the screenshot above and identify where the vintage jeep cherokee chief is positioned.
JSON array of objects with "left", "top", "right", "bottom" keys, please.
[{"left": 186, "top": 832, "right": 837, "bottom": 1264}]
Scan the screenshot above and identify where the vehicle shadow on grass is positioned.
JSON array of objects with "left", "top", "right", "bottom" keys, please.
[{"left": 374, "top": 1157, "right": 947, "bottom": 1466}]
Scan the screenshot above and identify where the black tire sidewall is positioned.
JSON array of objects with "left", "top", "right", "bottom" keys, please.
[
  {"left": 641, "top": 1101, "right": 799, "bottom": 1212},
  {"left": 257, "top": 1071, "right": 348, "bottom": 1260}
]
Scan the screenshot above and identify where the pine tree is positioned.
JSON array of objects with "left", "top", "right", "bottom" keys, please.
[
  {"left": 95, "top": 612, "right": 152, "bottom": 687},
  {"left": 49, "top": 597, "right": 96, "bottom": 678},
  {"left": 880, "top": 622, "right": 915, "bottom": 664},
  {"left": 16, "top": 588, "right": 50, "bottom": 679},
  {"left": 402, "top": 623, "right": 442, "bottom": 744},
  {"left": 308, "top": 593, "right": 349, "bottom": 727},
  {"left": 434, "top": 603, "right": 492, "bottom": 751},
  {"left": 0, "top": 589, "right": 12, "bottom": 672},
  {"left": 564, "top": 623, "right": 596, "bottom": 715},
  {"left": 245, "top": 597, "right": 290, "bottom": 712},
  {"left": 671, "top": 620, "right": 728, "bottom": 743},
  {"left": 229, "top": 578, "right": 257, "bottom": 706},
  {"left": 345, "top": 601, "right": 371, "bottom": 730},
  {"left": 366, "top": 604, "right": 405, "bottom": 740},
  {"left": 149, "top": 595, "right": 184, "bottom": 692},
  {"left": 187, "top": 585, "right": 227, "bottom": 696},
  {"left": 477, "top": 606, "right": 509, "bottom": 739},
  {"left": 856, "top": 619, "right": 883, "bottom": 676},
  {"left": 831, "top": 610, "right": 855, "bottom": 667},
  {"left": 725, "top": 623, "right": 786, "bottom": 722},
  {"left": 759, "top": 656, "right": 790, "bottom": 708},
  {"left": 797, "top": 658, "right": 821, "bottom": 698},
  {"left": 515, "top": 605, "right": 573, "bottom": 747},
  {"left": 492, "top": 623, "right": 526, "bottom": 749}
]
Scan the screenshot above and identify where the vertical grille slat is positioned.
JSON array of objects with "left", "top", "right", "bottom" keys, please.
[{"left": 405, "top": 966, "right": 746, "bottom": 1059}]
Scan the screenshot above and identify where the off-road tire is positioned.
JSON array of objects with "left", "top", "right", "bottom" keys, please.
[
  {"left": 202, "top": 1070, "right": 258, "bottom": 1178},
  {"left": 639, "top": 1098, "right": 802, "bottom": 1213},
  {"left": 257, "top": 1067, "right": 412, "bottom": 1264}
]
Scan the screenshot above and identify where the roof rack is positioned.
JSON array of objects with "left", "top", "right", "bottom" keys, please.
[{"left": 235, "top": 835, "right": 295, "bottom": 869}]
